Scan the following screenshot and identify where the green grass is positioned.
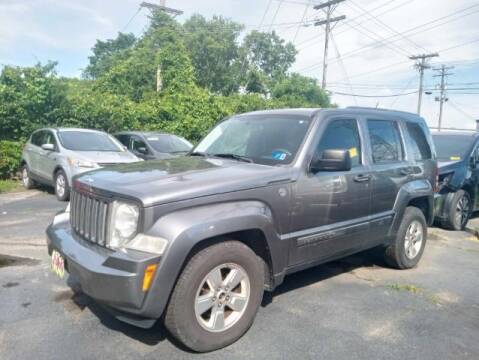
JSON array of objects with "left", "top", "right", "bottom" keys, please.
[{"left": 0, "top": 179, "right": 22, "bottom": 193}]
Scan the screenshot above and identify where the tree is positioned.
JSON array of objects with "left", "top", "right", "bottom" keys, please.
[
  {"left": 241, "top": 31, "right": 297, "bottom": 80},
  {"left": 83, "top": 32, "right": 136, "bottom": 79},
  {"left": 183, "top": 15, "right": 244, "bottom": 95},
  {"left": 0, "top": 62, "right": 67, "bottom": 141},
  {"left": 272, "top": 73, "right": 331, "bottom": 107}
]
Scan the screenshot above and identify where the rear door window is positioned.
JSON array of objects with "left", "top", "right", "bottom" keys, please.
[
  {"left": 405, "top": 122, "right": 431, "bottom": 160},
  {"left": 367, "top": 120, "right": 404, "bottom": 163}
]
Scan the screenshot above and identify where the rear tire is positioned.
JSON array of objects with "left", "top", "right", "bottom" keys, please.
[
  {"left": 21, "top": 164, "right": 35, "bottom": 189},
  {"left": 384, "top": 207, "right": 427, "bottom": 269},
  {"left": 164, "top": 241, "right": 264, "bottom": 352},
  {"left": 54, "top": 170, "right": 70, "bottom": 201},
  {"left": 442, "top": 190, "right": 471, "bottom": 231}
]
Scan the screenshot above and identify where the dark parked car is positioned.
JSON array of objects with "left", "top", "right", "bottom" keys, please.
[
  {"left": 432, "top": 131, "right": 479, "bottom": 230},
  {"left": 47, "top": 108, "right": 436, "bottom": 352},
  {"left": 114, "top": 131, "right": 193, "bottom": 160}
]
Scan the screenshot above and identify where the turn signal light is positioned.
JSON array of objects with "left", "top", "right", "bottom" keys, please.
[{"left": 142, "top": 264, "right": 158, "bottom": 292}]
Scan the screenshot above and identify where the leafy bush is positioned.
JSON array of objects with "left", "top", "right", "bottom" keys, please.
[{"left": 0, "top": 141, "right": 23, "bottom": 179}]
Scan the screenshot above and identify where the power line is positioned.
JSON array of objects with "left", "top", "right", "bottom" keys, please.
[
  {"left": 268, "top": 0, "right": 284, "bottom": 32},
  {"left": 433, "top": 64, "right": 454, "bottom": 131},
  {"left": 448, "top": 100, "right": 476, "bottom": 120},
  {"left": 331, "top": 90, "right": 419, "bottom": 97},
  {"left": 330, "top": 33, "right": 357, "bottom": 105},
  {"left": 410, "top": 53, "right": 439, "bottom": 114},
  {"left": 121, "top": 7, "right": 143, "bottom": 32},
  {"left": 313, "top": 0, "right": 347, "bottom": 89},
  {"left": 292, "top": 1, "right": 312, "bottom": 43},
  {"left": 298, "top": 4, "right": 479, "bottom": 72},
  {"left": 296, "top": 0, "right": 415, "bottom": 49}
]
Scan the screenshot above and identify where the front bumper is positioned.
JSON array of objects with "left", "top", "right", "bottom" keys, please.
[{"left": 46, "top": 219, "right": 162, "bottom": 327}]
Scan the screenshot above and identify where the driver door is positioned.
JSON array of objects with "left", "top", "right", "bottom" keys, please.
[{"left": 289, "top": 117, "right": 372, "bottom": 266}]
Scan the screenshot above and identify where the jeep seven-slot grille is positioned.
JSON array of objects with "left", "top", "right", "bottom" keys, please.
[{"left": 70, "top": 190, "right": 110, "bottom": 247}]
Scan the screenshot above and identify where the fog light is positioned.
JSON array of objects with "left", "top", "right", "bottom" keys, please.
[{"left": 142, "top": 264, "right": 158, "bottom": 292}]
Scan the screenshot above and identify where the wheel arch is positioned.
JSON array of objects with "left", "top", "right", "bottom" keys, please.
[
  {"left": 139, "top": 201, "right": 285, "bottom": 319},
  {"left": 389, "top": 179, "right": 434, "bottom": 236}
]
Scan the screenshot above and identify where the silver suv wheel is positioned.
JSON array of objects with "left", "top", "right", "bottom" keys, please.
[
  {"left": 22, "top": 168, "right": 29, "bottom": 188},
  {"left": 404, "top": 220, "right": 423, "bottom": 260},
  {"left": 194, "top": 263, "right": 250, "bottom": 333},
  {"left": 56, "top": 173, "right": 66, "bottom": 198}
]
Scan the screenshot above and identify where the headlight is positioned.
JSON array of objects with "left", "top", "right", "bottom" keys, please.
[
  {"left": 110, "top": 202, "right": 139, "bottom": 248},
  {"left": 124, "top": 234, "right": 168, "bottom": 255},
  {"left": 68, "top": 158, "right": 97, "bottom": 168}
]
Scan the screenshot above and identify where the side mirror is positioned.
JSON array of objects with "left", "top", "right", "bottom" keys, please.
[
  {"left": 310, "top": 149, "right": 352, "bottom": 173},
  {"left": 41, "top": 144, "right": 55, "bottom": 151}
]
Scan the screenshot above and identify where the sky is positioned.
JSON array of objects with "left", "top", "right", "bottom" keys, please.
[{"left": 1, "top": 0, "right": 479, "bottom": 129}]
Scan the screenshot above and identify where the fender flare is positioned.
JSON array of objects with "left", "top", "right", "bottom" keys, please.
[
  {"left": 389, "top": 179, "right": 434, "bottom": 236},
  {"left": 140, "top": 200, "right": 284, "bottom": 318}
]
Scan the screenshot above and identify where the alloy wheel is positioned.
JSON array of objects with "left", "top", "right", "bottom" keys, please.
[
  {"left": 22, "top": 168, "right": 29, "bottom": 187},
  {"left": 404, "top": 220, "right": 423, "bottom": 260},
  {"left": 194, "top": 263, "right": 250, "bottom": 333},
  {"left": 56, "top": 174, "right": 66, "bottom": 198},
  {"left": 455, "top": 195, "right": 470, "bottom": 228}
]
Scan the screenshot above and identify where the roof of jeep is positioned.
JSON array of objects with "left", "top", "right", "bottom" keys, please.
[
  {"left": 432, "top": 131, "right": 479, "bottom": 138},
  {"left": 238, "top": 107, "right": 423, "bottom": 120}
]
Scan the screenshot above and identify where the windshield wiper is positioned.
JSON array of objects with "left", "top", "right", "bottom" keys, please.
[
  {"left": 189, "top": 151, "right": 207, "bottom": 157},
  {"left": 212, "top": 153, "right": 253, "bottom": 163}
]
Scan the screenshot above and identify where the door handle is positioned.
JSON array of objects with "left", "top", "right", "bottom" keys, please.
[
  {"left": 354, "top": 174, "right": 371, "bottom": 183},
  {"left": 400, "top": 167, "right": 414, "bottom": 176}
]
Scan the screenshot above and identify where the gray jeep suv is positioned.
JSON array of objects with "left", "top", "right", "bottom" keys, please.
[
  {"left": 47, "top": 108, "right": 436, "bottom": 352},
  {"left": 21, "top": 128, "right": 140, "bottom": 201}
]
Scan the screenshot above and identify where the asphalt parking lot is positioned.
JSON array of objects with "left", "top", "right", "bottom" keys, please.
[{"left": 1, "top": 189, "right": 479, "bottom": 359}]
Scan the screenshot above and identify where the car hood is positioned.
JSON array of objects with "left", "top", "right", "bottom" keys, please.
[
  {"left": 73, "top": 151, "right": 139, "bottom": 164},
  {"left": 74, "top": 156, "right": 293, "bottom": 206}
]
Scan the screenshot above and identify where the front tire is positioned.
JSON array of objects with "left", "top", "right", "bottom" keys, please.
[
  {"left": 443, "top": 190, "right": 471, "bottom": 231},
  {"left": 164, "top": 241, "right": 264, "bottom": 352},
  {"left": 21, "top": 164, "right": 35, "bottom": 189},
  {"left": 384, "top": 207, "right": 427, "bottom": 269},
  {"left": 54, "top": 170, "right": 70, "bottom": 201}
]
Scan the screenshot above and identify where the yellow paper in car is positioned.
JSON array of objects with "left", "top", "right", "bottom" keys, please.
[
  {"left": 450, "top": 156, "right": 461, "bottom": 161},
  {"left": 349, "top": 147, "right": 358, "bottom": 158}
]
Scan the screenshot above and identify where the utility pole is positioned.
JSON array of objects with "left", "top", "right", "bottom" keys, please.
[
  {"left": 140, "top": 1, "right": 183, "bottom": 92},
  {"left": 433, "top": 65, "right": 454, "bottom": 131},
  {"left": 313, "top": 0, "right": 346, "bottom": 90},
  {"left": 409, "top": 53, "right": 439, "bottom": 115}
]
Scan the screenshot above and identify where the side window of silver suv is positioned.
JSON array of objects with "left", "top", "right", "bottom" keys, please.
[{"left": 31, "top": 131, "right": 44, "bottom": 147}]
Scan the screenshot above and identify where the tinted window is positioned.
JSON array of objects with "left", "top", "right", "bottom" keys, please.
[
  {"left": 194, "top": 115, "right": 312, "bottom": 166},
  {"left": 147, "top": 134, "right": 192, "bottom": 153},
  {"left": 432, "top": 134, "right": 475, "bottom": 161},
  {"left": 131, "top": 136, "right": 148, "bottom": 153},
  {"left": 368, "top": 120, "right": 403, "bottom": 163},
  {"left": 116, "top": 135, "right": 130, "bottom": 147},
  {"left": 405, "top": 122, "right": 431, "bottom": 160},
  {"left": 58, "top": 131, "right": 124, "bottom": 152},
  {"left": 316, "top": 119, "right": 362, "bottom": 167},
  {"left": 31, "top": 131, "right": 44, "bottom": 146}
]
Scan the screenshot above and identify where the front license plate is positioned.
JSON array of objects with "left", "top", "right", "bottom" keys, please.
[{"left": 51, "top": 250, "right": 65, "bottom": 279}]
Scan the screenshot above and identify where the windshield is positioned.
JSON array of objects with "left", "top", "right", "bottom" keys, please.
[
  {"left": 59, "top": 131, "right": 124, "bottom": 152},
  {"left": 194, "top": 115, "right": 312, "bottom": 166},
  {"left": 432, "top": 134, "right": 475, "bottom": 161},
  {"left": 146, "top": 134, "right": 192, "bottom": 153}
]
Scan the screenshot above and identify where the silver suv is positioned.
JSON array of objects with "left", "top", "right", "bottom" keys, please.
[{"left": 21, "top": 128, "right": 140, "bottom": 201}]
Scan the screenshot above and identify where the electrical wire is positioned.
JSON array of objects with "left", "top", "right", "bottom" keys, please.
[
  {"left": 292, "top": 0, "right": 311, "bottom": 43},
  {"left": 122, "top": 7, "right": 142, "bottom": 32},
  {"left": 298, "top": 4, "right": 479, "bottom": 72},
  {"left": 390, "top": 75, "right": 417, "bottom": 107},
  {"left": 330, "top": 33, "right": 357, "bottom": 105},
  {"left": 331, "top": 90, "right": 419, "bottom": 97}
]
